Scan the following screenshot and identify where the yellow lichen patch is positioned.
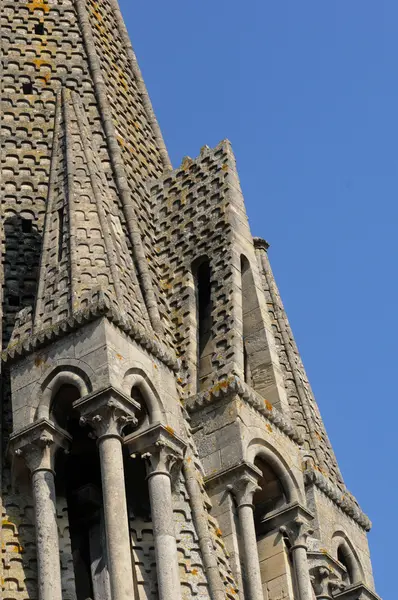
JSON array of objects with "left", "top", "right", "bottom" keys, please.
[
  {"left": 315, "top": 430, "right": 322, "bottom": 441},
  {"left": 34, "top": 355, "right": 46, "bottom": 367},
  {"left": 116, "top": 353, "right": 123, "bottom": 361},
  {"left": 215, "top": 528, "right": 222, "bottom": 537},
  {"left": 191, "top": 568, "right": 198, "bottom": 576},
  {"left": 320, "top": 548, "right": 328, "bottom": 554},
  {"left": 221, "top": 163, "right": 228, "bottom": 171},
  {"left": 165, "top": 425, "right": 175, "bottom": 436},
  {"left": 27, "top": 0, "right": 50, "bottom": 13},
  {"left": 266, "top": 423, "right": 273, "bottom": 433},
  {"left": 264, "top": 399, "right": 273, "bottom": 411}
]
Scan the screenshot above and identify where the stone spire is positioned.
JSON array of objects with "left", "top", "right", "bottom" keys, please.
[
  {"left": 8, "top": 88, "right": 153, "bottom": 346},
  {"left": 253, "top": 238, "right": 345, "bottom": 487}
]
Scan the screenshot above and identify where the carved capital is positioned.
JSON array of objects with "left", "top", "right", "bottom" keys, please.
[
  {"left": 125, "top": 423, "right": 186, "bottom": 476},
  {"left": 310, "top": 566, "right": 346, "bottom": 599},
  {"left": 280, "top": 515, "right": 314, "bottom": 549},
  {"left": 73, "top": 386, "right": 139, "bottom": 440},
  {"left": 227, "top": 473, "right": 261, "bottom": 508},
  {"left": 9, "top": 419, "right": 71, "bottom": 474}
]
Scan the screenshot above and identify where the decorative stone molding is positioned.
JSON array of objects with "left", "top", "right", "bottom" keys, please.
[
  {"left": 253, "top": 237, "right": 270, "bottom": 252},
  {"left": 3, "top": 293, "right": 178, "bottom": 371},
  {"left": 73, "top": 385, "right": 140, "bottom": 440},
  {"left": 304, "top": 465, "right": 371, "bottom": 532},
  {"left": 185, "top": 374, "right": 303, "bottom": 443},
  {"left": 125, "top": 422, "right": 187, "bottom": 476},
  {"left": 9, "top": 418, "right": 71, "bottom": 473}
]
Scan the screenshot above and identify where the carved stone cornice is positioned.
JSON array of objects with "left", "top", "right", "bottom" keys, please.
[
  {"left": 3, "top": 294, "right": 178, "bottom": 371},
  {"left": 185, "top": 375, "right": 302, "bottom": 443},
  {"left": 124, "top": 423, "right": 187, "bottom": 476},
  {"left": 9, "top": 418, "right": 71, "bottom": 473},
  {"left": 304, "top": 465, "right": 371, "bottom": 532},
  {"left": 74, "top": 385, "right": 140, "bottom": 440}
]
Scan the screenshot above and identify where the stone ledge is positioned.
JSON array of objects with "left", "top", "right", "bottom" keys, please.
[
  {"left": 184, "top": 375, "right": 303, "bottom": 444},
  {"left": 333, "top": 583, "right": 382, "bottom": 600},
  {"left": 3, "top": 295, "right": 178, "bottom": 371},
  {"left": 304, "top": 465, "right": 372, "bottom": 532},
  {"left": 256, "top": 501, "right": 314, "bottom": 537}
]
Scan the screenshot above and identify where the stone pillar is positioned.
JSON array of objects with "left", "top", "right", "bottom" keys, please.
[
  {"left": 10, "top": 419, "right": 71, "bottom": 600},
  {"left": 74, "top": 387, "right": 140, "bottom": 600},
  {"left": 125, "top": 423, "right": 187, "bottom": 600},
  {"left": 280, "top": 517, "right": 314, "bottom": 600},
  {"left": 227, "top": 465, "right": 263, "bottom": 600}
]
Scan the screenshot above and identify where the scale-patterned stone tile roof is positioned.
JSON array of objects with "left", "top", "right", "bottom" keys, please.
[{"left": 32, "top": 87, "right": 151, "bottom": 332}]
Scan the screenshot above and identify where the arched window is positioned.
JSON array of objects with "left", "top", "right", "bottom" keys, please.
[
  {"left": 252, "top": 459, "right": 295, "bottom": 599},
  {"left": 193, "top": 257, "right": 212, "bottom": 391},
  {"left": 241, "top": 255, "right": 253, "bottom": 385},
  {"left": 52, "top": 384, "right": 108, "bottom": 600},
  {"left": 337, "top": 543, "right": 356, "bottom": 585}
]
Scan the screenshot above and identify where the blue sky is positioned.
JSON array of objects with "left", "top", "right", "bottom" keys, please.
[{"left": 119, "top": 1, "right": 395, "bottom": 596}]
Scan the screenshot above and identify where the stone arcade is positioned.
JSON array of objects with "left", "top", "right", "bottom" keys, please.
[{"left": 1, "top": 1, "right": 380, "bottom": 600}]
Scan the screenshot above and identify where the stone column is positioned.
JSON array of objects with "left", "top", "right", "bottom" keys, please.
[
  {"left": 125, "top": 423, "right": 187, "bottom": 600},
  {"left": 10, "top": 419, "right": 71, "bottom": 600},
  {"left": 227, "top": 465, "right": 263, "bottom": 600},
  {"left": 74, "top": 387, "right": 140, "bottom": 600},
  {"left": 280, "top": 517, "right": 314, "bottom": 600}
]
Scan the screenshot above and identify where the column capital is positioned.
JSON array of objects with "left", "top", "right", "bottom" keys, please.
[
  {"left": 125, "top": 423, "right": 187, "bottom": 476},
  {"left": 73, "top": 385, "right": 140, "bottom": 440},
  {"left": 279, "top": 513, "right": 314, "bottom": 550},
  {"left": 310, "top": 566, "right": 346, "bottom": 599},
  {"left": 215, "top": 462, "right": 262, "bottom": 508},
  {"left": 9, "top": 418, "right": 71, "bottom": 473}
]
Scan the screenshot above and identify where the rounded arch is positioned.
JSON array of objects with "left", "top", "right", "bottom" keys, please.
[
  {"left": 247, "top": 438, "right": 302, "bottom": 504},
  {"left": 35, "top": 364, "right": 92, "bottom": 421},
  {"left": 332, "top": 531, "right": 364, "bottom": 584},
  {"left": 122, "top": 367, "right": 164, "bottom": 424}
]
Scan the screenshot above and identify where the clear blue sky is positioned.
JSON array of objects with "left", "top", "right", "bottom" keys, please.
[{"left": 119, "top": 1, "right": 395, "bottom": 596}]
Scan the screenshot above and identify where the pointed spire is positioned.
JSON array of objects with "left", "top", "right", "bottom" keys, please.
[
  {"left": 33, "top": 89, "right": 151, "bottom": 333},
  {"left": 254, "top": 238, "right": 345, "bottom": 489}
]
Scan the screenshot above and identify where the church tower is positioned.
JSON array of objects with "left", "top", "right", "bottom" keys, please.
[{"left": 1, "top": 2, "right": 380, "bottom": 600}]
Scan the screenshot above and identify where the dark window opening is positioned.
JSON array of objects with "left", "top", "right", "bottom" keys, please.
[
  {"left": 53, "top": 385, "right": 106, "bottom": 600},
  {"left": 241, "top": 255, "right": 253, "bottom": 384},
  {"left": 194, "top": 258, "right": 212, "bottom": 390},
  {"left": 22, "top": 81, "right": 33, "bottom": 95},
  {"left": 35, "top": 22, "right": 45, "bottom": 35},
  {"left": 253, "top": 458, "right": 287, "bottom": 532},
  {"left": 21, "top": 218, "right": 32, "bottom": 233},
  {"left": 124, "top": 449, "right": 151, "bottom": 521},
  {"left": 9, "top": 294, "right": 19, "bottom": 307},
  {"left": 338, "top": 545, "right": 354, "bottom": 584},
  {"left": 57, "top": 208, "right": 64, "bottom": 262}
]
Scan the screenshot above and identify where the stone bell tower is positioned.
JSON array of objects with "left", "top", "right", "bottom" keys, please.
[{"left": 1, "top": 2, "right": 380, "bottom": 600}]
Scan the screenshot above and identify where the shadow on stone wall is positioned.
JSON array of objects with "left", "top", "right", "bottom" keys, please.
[{"left": 1, "top": 214, "right": 42, "bottom": 599}]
